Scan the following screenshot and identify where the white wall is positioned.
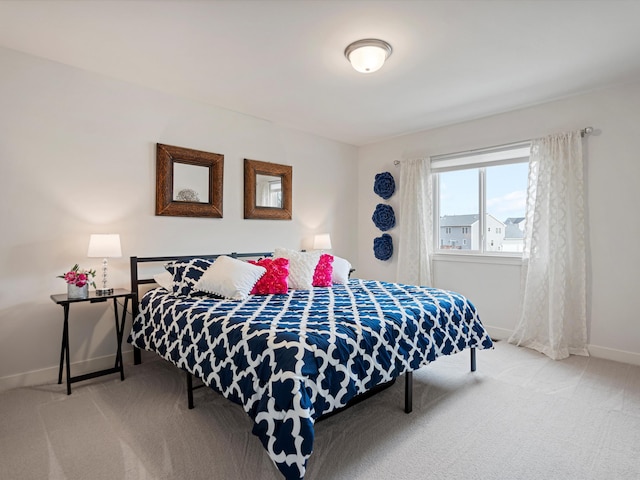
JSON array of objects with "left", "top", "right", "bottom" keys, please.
[
  {"left": 357, "top": 80, "right": 640, "bottom": 364},
  {"left": 0, "top": 47, "right": 358, "bottom": 389}
]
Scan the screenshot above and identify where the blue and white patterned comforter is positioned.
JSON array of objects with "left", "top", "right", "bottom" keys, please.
[{"left": 128, "top": 279, "right": 493, "bottom": 479}]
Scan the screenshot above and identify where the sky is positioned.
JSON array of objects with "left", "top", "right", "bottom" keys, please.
[{"left": 439, "top": 162, "right": 529, "bottom": 222}]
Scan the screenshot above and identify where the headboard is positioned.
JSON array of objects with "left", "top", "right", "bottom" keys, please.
[{"left": 129, "top": 252, "right": 272, "bottom": 364}]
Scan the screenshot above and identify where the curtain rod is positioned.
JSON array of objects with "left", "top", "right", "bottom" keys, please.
[{"left": 392, "top": 126, "right": 594, "bottom": 166}]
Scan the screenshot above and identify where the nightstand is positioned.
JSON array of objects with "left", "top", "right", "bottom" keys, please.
[{"left": 50, "top": 288, "right": 135, "bottom": 394}]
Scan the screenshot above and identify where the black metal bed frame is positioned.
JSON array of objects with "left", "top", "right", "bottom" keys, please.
[
  {"left": 129, "top": 253, "right": 477, "bottom": 416},
  {"left": 129, "top": 252, "right": 272, "bottom": 365}
]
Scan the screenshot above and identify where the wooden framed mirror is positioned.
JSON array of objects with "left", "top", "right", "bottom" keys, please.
[
  {"left": 156, "top": 143, "right": 224, "bottom": 217},
  {"left": 244, "top": 159, "right": 292, "bottom": 220}
]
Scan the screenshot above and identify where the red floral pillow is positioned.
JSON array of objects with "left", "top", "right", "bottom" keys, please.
[
  {"left": 249, "top": 257, "right": 290, "bottom": 295},
  {"left": 312, "top": 254, "right": 334, "bottom": 287}
]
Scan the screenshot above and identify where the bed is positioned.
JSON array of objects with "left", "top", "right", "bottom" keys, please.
[{"left": 127, "top": 252, "right": 493, "bottom": 479}]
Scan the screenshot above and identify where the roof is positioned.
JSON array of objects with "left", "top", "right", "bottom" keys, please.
[
  {"left": 440, "top": 214, "right": 507, "bottom": 227},
  {"left": 505, "top": 224, "right": 525, "bottom": 239},
  {"left": 439, "top": 214, "right": 479, "bottom": 227}
]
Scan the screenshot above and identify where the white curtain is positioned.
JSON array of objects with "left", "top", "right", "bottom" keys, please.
[
  {"left": 509, "top": 131, "right": 588, "bottom": 360},
  {"left": 256, "top": 180, "right": 270, "bottom": 207},
  {"left": 396, "top": 158, "right": 433, "bottom": 286}
]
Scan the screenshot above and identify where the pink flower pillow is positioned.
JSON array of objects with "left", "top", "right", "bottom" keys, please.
[
  {"left": 313, "top": 254, "right": 334, "bottom": 287},
  {"left": 249, "top": 257, "right": 290, "bottom": 295}
]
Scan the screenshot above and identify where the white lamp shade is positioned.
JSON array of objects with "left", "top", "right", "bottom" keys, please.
[
  {"left": 313, "top": 233, "right": 332, "bottom": 250},
  {"left": 87, "top": 234, "right": 122, "bottom": 258}
]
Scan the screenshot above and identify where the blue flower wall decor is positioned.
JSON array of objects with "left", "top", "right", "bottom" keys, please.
[
  {"left": 373, "top": 171, "right": 395, "bottom": 199},
  {"left": 372, "top": 204, "right": 396, "bottom": 231},
  {"left": 373, "top": 234, "right": 393, "bottom": 261}
]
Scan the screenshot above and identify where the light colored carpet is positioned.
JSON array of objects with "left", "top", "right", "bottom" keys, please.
[{"left": 2, "top": 341, "right": 639, "bottom": 480}]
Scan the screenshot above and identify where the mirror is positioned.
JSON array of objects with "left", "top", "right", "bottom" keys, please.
[
  {"left": 255, "top": 174, "right": 283, "bottom": 208},
  {"left": 156, "top": 143, "right": 224, "bottom": 217},
  {"left": 244, "top": 159, "right": 292, "bottom": 220},
  {"left": 173, "top": 163, "right": 210, "bottom": 203}
]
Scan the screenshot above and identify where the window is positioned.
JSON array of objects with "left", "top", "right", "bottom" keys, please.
[
  {"left": 433, "top": 143, "right": 529, "bottom": 255},
  {"left": 268, "top": 180, "right": 282, "bottom": 207}
]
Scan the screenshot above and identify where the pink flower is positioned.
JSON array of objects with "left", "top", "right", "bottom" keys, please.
[
  {"left": 75, "top": 273, "right": 88, "bottom": 287},
  {"left": 58, "top": 264, "right": 96, "bottom": 289},
  {"left": 64, "top": 271, "right": 77, "bottom": 284}
]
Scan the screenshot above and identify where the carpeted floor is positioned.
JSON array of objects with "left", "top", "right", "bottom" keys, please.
[{"left": 2, "top": 341, "right": 639, "bottom": 480}]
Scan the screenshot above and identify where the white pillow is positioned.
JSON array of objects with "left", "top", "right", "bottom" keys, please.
[
  {"left": 273, "top": 248, "right": 320, "bottom": 290},
  {"left": 194, "top": 256, "right": 266, "bottom": 300},
  {"left": 153, "top": 271, "right": 174, "bottom": 291},
  {"left": 332, "top": 255, "right": 352, "bottom": 284}
]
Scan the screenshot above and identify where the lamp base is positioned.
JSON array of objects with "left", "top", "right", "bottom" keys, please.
[{"left": 95, "top": 288, "right": 114, "bottom": 296}]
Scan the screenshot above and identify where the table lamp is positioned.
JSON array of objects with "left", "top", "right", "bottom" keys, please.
[
  {"left": 87, "top": 234, "right": 122, "bottom": 295},
  {"left": 313, "top": 233, "right": 332, "bottom": 252}
]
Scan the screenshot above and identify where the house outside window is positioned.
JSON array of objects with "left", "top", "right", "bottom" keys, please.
[{"left": 433, "top": 143, "right": 529, "bottom": 255}]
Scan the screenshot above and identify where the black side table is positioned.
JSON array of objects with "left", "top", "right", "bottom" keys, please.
[{"left": 50, "top": 288, "right": 134, "bottom": 394}]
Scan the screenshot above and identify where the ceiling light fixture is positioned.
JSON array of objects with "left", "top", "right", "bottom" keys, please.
[{"left": 344, "top": 38, "right": 392, "bottom": 73}]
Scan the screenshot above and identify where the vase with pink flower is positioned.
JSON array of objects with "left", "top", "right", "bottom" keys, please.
[{"left": 58, "top": 264, "right": 97, "bottom": 299}]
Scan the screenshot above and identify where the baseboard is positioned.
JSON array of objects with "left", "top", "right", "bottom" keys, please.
[
  {"left": 0, "top": 348, "right": 137, "bottom": 392},
  {"left": 484, "top": 325, "right": 640, "bottom": 366},
  {"left": 484, "top": 326, "right": 513, "bottom": 341},
  {"left": 587, "top": 344, "right": 640, "bottom": 367},
  {"left": 3, "top": 333, "right": 639, "bottom": 392}
]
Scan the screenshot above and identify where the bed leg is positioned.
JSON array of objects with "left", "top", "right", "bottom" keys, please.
[
  {"left": 187, "top": 372, "right": 195, "bottom": 409},
  {"left": 470, "top": 347, "right": 477, "bottom": 372},
  {"left": 405, "top": 371, "right": 413, "bottom": 414},
  {"left": 134, "top": 347, "right": 141, "bottom": 365}
]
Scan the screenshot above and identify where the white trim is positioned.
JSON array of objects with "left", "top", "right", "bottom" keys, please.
[
  {"left": 587, "top": 344, "right": 640, "bottom": 367},
  {"left": 3, "top": 337, "right": 639, "bottom": 392},
  {"left": 483, "top": 326, "right": 640, "bottom": 367},
  {"left": 431, "top": 143, "right": 530, "bottom": 171},
  {"left": 479, "top": 168, "right": 485, "bottom": 248},
  {"left": 433, "top": 252, "right": 523, "bottom": 266},
  {"left": 484, "top": 325, "right": 513, "bottom": 340},
  {"left": 0, "top": 348, "right": 138, "bottom": 392}
]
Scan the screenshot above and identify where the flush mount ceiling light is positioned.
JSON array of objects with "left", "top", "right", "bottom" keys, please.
[{"left": 344, "top": 38, "right": 393, "bottom": 73}]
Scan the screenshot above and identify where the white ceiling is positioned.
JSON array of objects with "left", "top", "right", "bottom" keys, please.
[{"left": 2, "top": 1, "right": 640, "bottom": 146}]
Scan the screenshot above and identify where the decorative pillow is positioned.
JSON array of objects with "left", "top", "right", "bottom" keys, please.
[
  {"left": 273, "top": 248, "right": 321, "bottom": 290},
  {"left": 165, "top": 258, "right": 215, "bottom": 296},
  {"left": 312, "top": 254, "right": 334, "bottom": 287},
  {"left": 153, "top": 271, "right": 174, "bottom": 291},
  {"left": 248, "top": 257, "right": 290, "bottom": 295},
  {"left": 194, "top": 255, "right": 266, "bottom": 300},
  {"left": 332, "top": 255, "right": 352, "bottom": 284}
]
